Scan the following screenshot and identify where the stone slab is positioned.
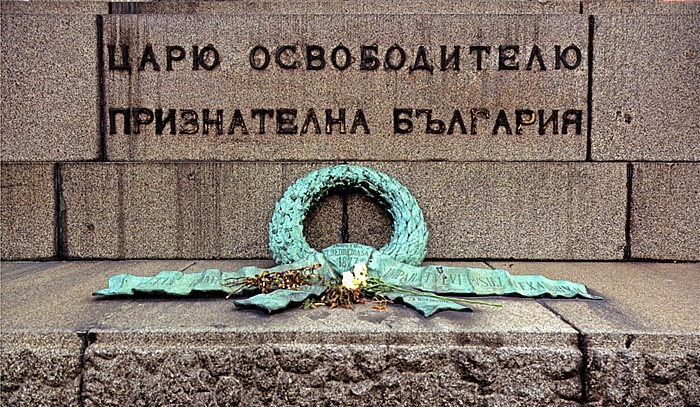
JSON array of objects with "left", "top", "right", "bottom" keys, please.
[
  {"left": 0, "top": 1, "right": 108, "bottom": 14},
  {"left": 82, "top": 263, "right": 581, "bottom": 406},
  {"left": 104, "top": 14, "right": 588, "bottom": 162},
  {"left": 0, "top": 5, "right": 104, "bottom": 161},
  {"left": 590, "top": 15, "right": 700, "bottom": 161},
  {"left": 0, "top": 163, "right": 55, "bottom": 260},
  {"left": 583, "top": 0, "right": 700, "bottom": 14},
  {"left": 630, "top": 163, "right": 700, "bottom": 261},
  {"left": 1, "top": 260, "right": 195, "bottom": 330},
  {"left": 355, "top": 161, "right": 628, "bottom": 260},
  {"left": 110, "top": 0, "right": 582, "bottom": 14},
  {"left": 59, "top": 162, "right": 343, "bottom": 259},
  {"left": 1, "top": 259, "right": 582, "bottom": 405},
  {"left": 60, "top": 162, "right": 627, "bottom": 260},
  {"left": 1, "top": 332, "right": 83, "bottom": 406},
  {"left": 3, "top": 260, "right": 698, "bottom": 404},
  {"left": 489, "top": 261, "right": 700, "bottom": 405}
]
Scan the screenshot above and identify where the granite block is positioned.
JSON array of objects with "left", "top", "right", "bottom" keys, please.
[
  {"left": 0, "top": 1, "right": 108, "bottom": 14},
  {"left": 583, "top": 0, "right": 700, "bottom": 14},
  {"left": 0, "top": 6, "right": 104, "bottom": 161},
  {"left": 0, "top": 260, "right": 195, "bottom": 330},
  {"left": 490, "top": 261, "right": 700, "bottom": 406},
  {"left": 0, "top": 332, "right": 83, "bottom": 406},
  {"left": 630, "top": 163, "right": 700, "bottom": 261},
  {"left": 59, "top": 162, "right": 343, "bottom": 259},
  {"left": 590, "top": 15, "right": 699, "bottom": 161},
  {"left": 60, "top": 161, "right": 626, "bottom": 260},
  {"left": 110, "top": 0, "right": 582, "bottom": 14},
  {"left": 0, "top": 163, "right": 55, "bottom": 260},
  {"left": 352, "top": 161, "right": 628, "bottom": 260},
  {"left": 84, "top": 271, "right": 581, "bottom": 405},
  {"left": 104, "top": 14, "right": 588, "bottom": 161}
]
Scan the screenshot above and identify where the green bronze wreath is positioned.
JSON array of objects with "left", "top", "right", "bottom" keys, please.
[{"left": 269, "top": 165, "right": 429, "bottom": 266}]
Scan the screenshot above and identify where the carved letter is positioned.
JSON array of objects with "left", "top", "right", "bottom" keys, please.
[
  {"left": 108, "top": 44, "right": 131, "bottom": 72},
  {"left": 515, "top": 109, "right": 536, "bottom": 134},
  {"left": 498, "top": 45, "right": 520, "bottom": 70},
  {"left": 416, "top": 109, "right": 445, "bottom": 134},
  {"left": 249, "top": 46, "right": 270, "bottom": 70},
  {"left": 492, "top": 110, "right": 512, "bottom": 135},
  {"left": 409, "top": 46, "right": 434, "bottom": 73},
  {"left": 155, "top": 109, "right": 176, "bottom": 135},
  {"left": 526, "top": 45, "right": 546, "bottom": 71},
  {"left": 469, "top": 46, "right": 490, "bottom": 71},
  {"left": 306, "top": 45, "right": 326, "bottom": 70},
  {"left": 325, "top": 109, "right": 346, "bottom": 134},
  {"left": 275, "top": 45, "right": 299, "bottom": 69},
  {"left": 166, "top": 46, "right": 185, "bottom": 71},
  {"left": 393, "top": 109, "right": 413, "bottom": 134},
  {"left": 138, "top": 44, "right": 161, "bottom": 71},
  {"left": 555, "top": 45, "right": 582, "bottom": 70},
  {"left": 277, "top": 109, "right": 298, "bottom": 134},
  {"left": 538, "top": 110, "right": 559, "bottom": 135},
  {"left": 251, "top": 109, "right": 274, "bottom": 133},
  {"left": 179, "top": 110, "right": 199, "bottom": 135},
  {"left": 228, "top": 109, "right": 249, "bottom": 135},
  {"left": 109, "top": 108, "right": 130, "bottom": 134},
  {"left": 562, "top": 110, "right": 582, "bottom": 134},
  {"left": 470, "top": 108, "right": 489, "bottom": 135},
  {"left": 330, "top": 45, "right": 352, "bottom": 70},
  {"left": 301, "top": 109, "right": 321, "bottom": 134},
  {"left": 385, "top": 45, "right": 406, "bottom": 70},
  {"left": 202, "top": 109, "right": 224, "bottom": 135},
  {"left": 440, "top": 46, "right": 460, "bottom": 71},
  {"left": 447, "top": 109, "right": 467, "bottom": 135},
  {"left": 131, "top": 108, "right": 154, "bottom": 134},
  {"left": 360, "top": 45, "right": 380, "bottom": 70},
  {"left": 350, "top": 109, "right": 370, "bottom": 134}
]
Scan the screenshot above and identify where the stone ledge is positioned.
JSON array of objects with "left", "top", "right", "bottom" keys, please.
[{"left": 1, "top": 260, "right": 698, "bottom": 405}]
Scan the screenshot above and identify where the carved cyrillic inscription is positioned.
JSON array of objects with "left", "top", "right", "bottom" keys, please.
[
  {"left": 107, "top": 43, "right": 583, "bottom": 73},
  {"left": 103, "top": 14, "right": 589, "bottom": 160}
]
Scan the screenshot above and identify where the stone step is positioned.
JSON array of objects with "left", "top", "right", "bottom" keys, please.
[{"left": 2, "top": 260, "right": 698, "bottom": 405}]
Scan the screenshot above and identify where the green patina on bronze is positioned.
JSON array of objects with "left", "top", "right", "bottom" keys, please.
[
  {"left": 94, "top": 165, "right": 601, "bottom": 317},
  {"left": 95, "top": 243, "right": 600, "bottom": 317},
  {"left": 269, "top": 165, "right": 428, "bottom": 266}
]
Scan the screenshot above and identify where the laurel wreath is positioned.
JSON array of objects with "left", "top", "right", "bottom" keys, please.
[{"left": 269, "top": 165, "right": 429, "bottom": 266}]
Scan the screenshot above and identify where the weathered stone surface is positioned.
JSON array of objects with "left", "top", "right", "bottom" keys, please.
[
  {"left": 85, "top": 261, "right": 581, "bottom": 405},
  {"left": 60, "top": 162, "right": 341, "bottom": 259},
  {"left": 60, "top": 162, "right": 627, "bottom": 260},
  {"left": 1, "top": 259, "right": 583, "bottom": 405},
  {"left": 110, "top": 0, "right": 582, "bottom": 14},
  {"left": 0, "top": 164, "right": 55, "bottom": 260},
  {"left": 590, "top": 15, "right": 699, "bottom": 161},
  {"left": 3, "top": 260, "right": 699, "bottom": 405},
  {"left": 303, "top": 193, "right": 345, "bottom": 253},
  {"left": 631, "top": 163, "right": 700, "bottom": 261},
  {"left": 104, "top": 14, "right": 588, "bottom": 162},
  {"left": 0, "top": 332, "right": 82, "bottom": 406},
  {"left": 1, "top": 260, "right": 194, "bottom": 330},
  {"left": 361, "top": 161, "right": 628, "bottom": 260},
  {"left": 348, "top": 192, "right": 393, "bottom": 249},
  {"left": 0, "top": 4, "right": 105, "bottom": 161},
  {"left": 490, "top": 261, "right": 700, "bottom": 406},
  {"left": 83, "top": 339, "right": 582, "bottom": 406},
  {"left": 583, "top": 0, "right": 700, "bottom": 14},
  {"left": 0, "top": 1, "right": 107, "bottom": 14}
]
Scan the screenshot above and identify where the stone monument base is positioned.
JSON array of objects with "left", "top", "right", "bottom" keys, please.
[{"left": 2, "top": 260, "right": 698, "bottom": 405}]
